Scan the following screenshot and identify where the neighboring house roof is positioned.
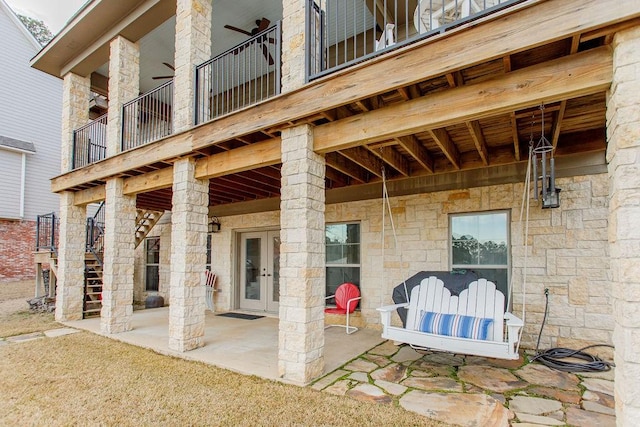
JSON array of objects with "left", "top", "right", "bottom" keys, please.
[
  {"left": 0, "top": 0, "right": 42, "bottom": 51},
  {"left": 0, "top": 135, "right": 36, "bottom": 154}
]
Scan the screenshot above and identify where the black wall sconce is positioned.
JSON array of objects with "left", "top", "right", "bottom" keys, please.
[{"left": 208, "top": 217, "right": 221, "bottom": 233}]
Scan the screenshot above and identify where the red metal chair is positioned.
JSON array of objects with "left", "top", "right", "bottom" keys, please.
[{"left": 324, "top": 282, "right": 361, "bottom": 334}]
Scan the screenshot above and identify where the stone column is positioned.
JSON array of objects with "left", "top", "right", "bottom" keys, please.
[
  {"left": 107, "top": 36, "right": 139, "bottom": 157},
  {"left": 281, "top": 0, "right": 307, "bottom": 92},
  {"left": 173, "top": 0, "right": 212, "bottom": 132},
  {"left": 278, "top": 124, "right": 326, "bottom": 384},
  {"left": 55, "top": 192, "right": 86, "bottom": 321},
  {"left": 169, "top": 158, "right": 209, "bottom": 352},
  {"left": 607, "top": 26, "right": 640, "bottom": 426},
  {"left": 61, "top": 73, "right": 90, "bottom": 172},
  {"left": 101, "top": 178, "right": 137, "bottom": 334}
]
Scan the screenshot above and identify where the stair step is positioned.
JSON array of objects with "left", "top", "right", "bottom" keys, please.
[{"left": 83, "top": 308, "right": 102, "bottom": 314}]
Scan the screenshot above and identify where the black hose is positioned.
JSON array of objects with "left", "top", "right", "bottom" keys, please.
[{"left": 529, "top": 288, "right": 615, "bottom": 373}]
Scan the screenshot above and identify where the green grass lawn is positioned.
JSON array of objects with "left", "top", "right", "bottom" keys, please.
[{"left": 0, "top": 309, "right": 441, "bottom": 426}]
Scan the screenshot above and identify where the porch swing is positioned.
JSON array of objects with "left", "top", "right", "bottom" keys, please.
[{"left": 376, "top": 142, "right": 537, "bottom": 360}]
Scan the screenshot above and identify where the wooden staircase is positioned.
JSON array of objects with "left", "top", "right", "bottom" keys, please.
[
  {"left": 135, "top": 209, "right": 163, "bottom": 248},
  {"left": 81, "top": 207, "right": 163, "bottom": 318},
  {"left": 83, "top": 252, "right": 103, "bottom": 317}
]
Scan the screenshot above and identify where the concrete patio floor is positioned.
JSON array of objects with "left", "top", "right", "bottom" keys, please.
[{"left": 63, "top": 307, "right": 384, "bottom": 383}]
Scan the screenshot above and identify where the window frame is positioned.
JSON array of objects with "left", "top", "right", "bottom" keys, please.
[
  {"left": 449, "top": 210, "right": 511, "bottom": 302},
  {"left": 144, "top": 236, "right": 161, "bottom": 292},
  {"left": 325, "top": 221, "right": 361, "bottom": 305}
]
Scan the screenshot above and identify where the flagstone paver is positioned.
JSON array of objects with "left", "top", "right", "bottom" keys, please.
[
  {"left": 400, "top": 391, "right": 510, "bottom": 427},
  {"left": 324, "top": 380, "right": 351, "bottom": 395},
  {"left": 582, "top": 377, "right": 614, "bottom": 396},
  {"left": 458, "top": 365, "right": 527, "bottom": 393},
  {"left": 347, "top": 383, "right": 393, "bottom": 404},
  {"left": 342, "top": 358, "right": 379, "bottom": 372},
  {"left": 583, "top": 389, "right": 615, "bottom": 408},
  {"left": 391, "top": 345, "right": 424, "bottom": 363},
  {"left": 370, "top": 363, "right": 408, "bottom": 382},
  {"left": 348, "top": 371, "right": 369, "bottom": 382},
  {"left": 516, "top": 363, "right": 580, "bottom": 390},
  {"left": 374, "top": 379, "right": 407, "bottom": 396},
  {"left": 310, "top": 369, "right": 348, "bottom": 391},
  {"left": 509, "top": 395, "right": 563, "bottom": 415},
  {"left": 528, "top": 386, "right": 582, "bottom": 404},
  {"left": 565, "top": 406, "right": 616, "bottom": 426},
  {"left": 514, "top": 412, "right": 564, "bottom": 425},
  {"left": 402, "top": 376, "right": 463, "bottom": 392},
  {"left": 312, "top": 343, "right": 616, "bottom": 426},
  {"left": 368, "top": 340, "right": 399, "bottom": 356},
  {"left": 582, "top": 400, "right": 616, "bottom": 416}
]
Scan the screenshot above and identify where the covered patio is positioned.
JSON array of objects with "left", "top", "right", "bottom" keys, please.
[{"left": 63, "top": 307, "right": 383, "bottom": 382}]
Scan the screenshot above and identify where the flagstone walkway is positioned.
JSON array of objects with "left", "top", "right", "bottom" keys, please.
[{"left": 311, "top": 341, "right": 615, "bottom": 426}]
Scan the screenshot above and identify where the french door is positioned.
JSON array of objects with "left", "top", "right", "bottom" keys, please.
[{"left": 239, "top": 231, "right": 280, "bottom": 313}]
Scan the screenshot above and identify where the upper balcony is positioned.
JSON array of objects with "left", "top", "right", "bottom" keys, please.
[{"left": 33, "top": 0, "right": 639, "bottom": 214}]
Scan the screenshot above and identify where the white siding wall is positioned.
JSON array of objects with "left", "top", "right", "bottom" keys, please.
[{"left": 0, "top": 2, "right": 62, "bottom": 220}]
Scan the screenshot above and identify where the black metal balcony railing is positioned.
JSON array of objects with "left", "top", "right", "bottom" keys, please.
[
  {"left": 36, "top": 212, "right": 59, "bottom": 253},
  {"left": 121, "top": 80, "right": 174, "bottom": 151},
  {"left": 306, "top": 0, "right": 519, "bottom": 80},
  {"left": 86, "top": 201, "right": 105, "bottom": 265},
  {"left": 195, "top": 22, "right": 282, "bottom": 125},
  {"left": 72, "top": 113, "right": 108, "bottom": 169}
]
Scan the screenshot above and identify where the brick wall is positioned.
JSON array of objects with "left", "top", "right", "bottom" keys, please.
[{"left": 0, "top": 219, "right": 36, "bottom": 281}]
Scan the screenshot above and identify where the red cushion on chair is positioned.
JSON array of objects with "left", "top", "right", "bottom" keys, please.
[{"left": 326, "top": 282, "right": 360, "bottom": 314}]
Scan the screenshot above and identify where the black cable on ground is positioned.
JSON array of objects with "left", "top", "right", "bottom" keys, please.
[{"left": 529, "top": 288, "right": 615, "bottom": 373}]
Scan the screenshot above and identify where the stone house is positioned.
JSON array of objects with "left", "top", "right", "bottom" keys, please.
[
  {"left": 0, "top": 0, "right": 61, "bottom": 285},
  {"left": 31, "top": 0, "right": 640, "bottom": 422}
]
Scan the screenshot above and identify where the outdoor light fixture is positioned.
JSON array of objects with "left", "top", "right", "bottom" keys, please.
[
  {"left": 208, "top": 217, "right": 221, "bottom": 233},
  {"left": 531, "top": 105, "right": 561, "bottom": 209}
]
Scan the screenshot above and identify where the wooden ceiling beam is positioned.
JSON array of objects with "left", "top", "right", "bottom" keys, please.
[
  {"left": 466, "top": 120, "right": 489, "bottom": 166},
  {"left": 510, "top": 112, "right": 521, "bottom": 162},
  {"left": 395, "top": 135, "right": 434, "bottom": 173},
  {"left": 429, "top": 128, "right": 461, "bottom": 169},
  {"left": 74, "top": 185, "right": 106, "bottom": 206},
  {"left": 195, "top": 137, "right": 281, "bottom": 180},
  {"left": 551, "top": 100, "right": 567, "bottom": 151},
  {"left": 367, "top": 145, "right": 411, "bottom": 177},
  {"left": 339, "top": 147, "right": 384, "bottom": 178},
  {"left": 215, "top": 176, "right": 275, "bottom": 198},
  {"left": 314, "top": 47, "right": 612, "bottom": 154},
  {"left": 325, "top": 152, "right": 369, "bottom": 184},
  {"left": 325, "top": 166, "right": 349, "bottom": 186}
]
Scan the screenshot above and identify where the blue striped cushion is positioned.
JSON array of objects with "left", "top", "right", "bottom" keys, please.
[{"left": 419, "top": 311, "right": 493, "bottom": 341}]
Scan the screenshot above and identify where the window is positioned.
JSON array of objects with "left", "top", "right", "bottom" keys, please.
[
  {"left": 145, "top": 237, "right": 160, "bottom": 291},
  {"left": 450, "top": 211, "right": 509, "bottom": 299},
  {"left": 325, "top": 223, "right": 360, "bottom": 303}
]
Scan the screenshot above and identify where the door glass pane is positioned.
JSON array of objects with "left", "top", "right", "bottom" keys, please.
[
  {"left": 245, "top": 238, "right": 261, "bottom": 300},
  {"left": 272, "top": 235, "right": 280, "bottom": 303}
]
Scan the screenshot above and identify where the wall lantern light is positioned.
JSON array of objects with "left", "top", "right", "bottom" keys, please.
[{"left": 208, "top": 217, "right": 221, "bottom": 233}]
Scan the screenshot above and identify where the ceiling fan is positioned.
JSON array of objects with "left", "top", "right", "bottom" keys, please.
[
  {"left": 152, "top": 62, "right": 175, "bottom": 80},
  {"left": 224, "top": 18, "right": 275, "bottom": 65}
]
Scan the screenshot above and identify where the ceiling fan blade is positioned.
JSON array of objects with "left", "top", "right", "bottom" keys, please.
[
  {"left": 162, "top": 62, "right": 175, "bottom": 71},
  {"left": 224, "top": 24, "right": 252, "bottom": 37},
  {"left": 257, "top": 17, "right": 271, "bottom": 32},
  {"left": 152, "top": 76, "right": 173, "bottom": 80}
]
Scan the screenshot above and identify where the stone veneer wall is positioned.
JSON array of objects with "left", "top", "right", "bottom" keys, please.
[{"left": 207, "top": 173, "right": 610, "bottom": 350}]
